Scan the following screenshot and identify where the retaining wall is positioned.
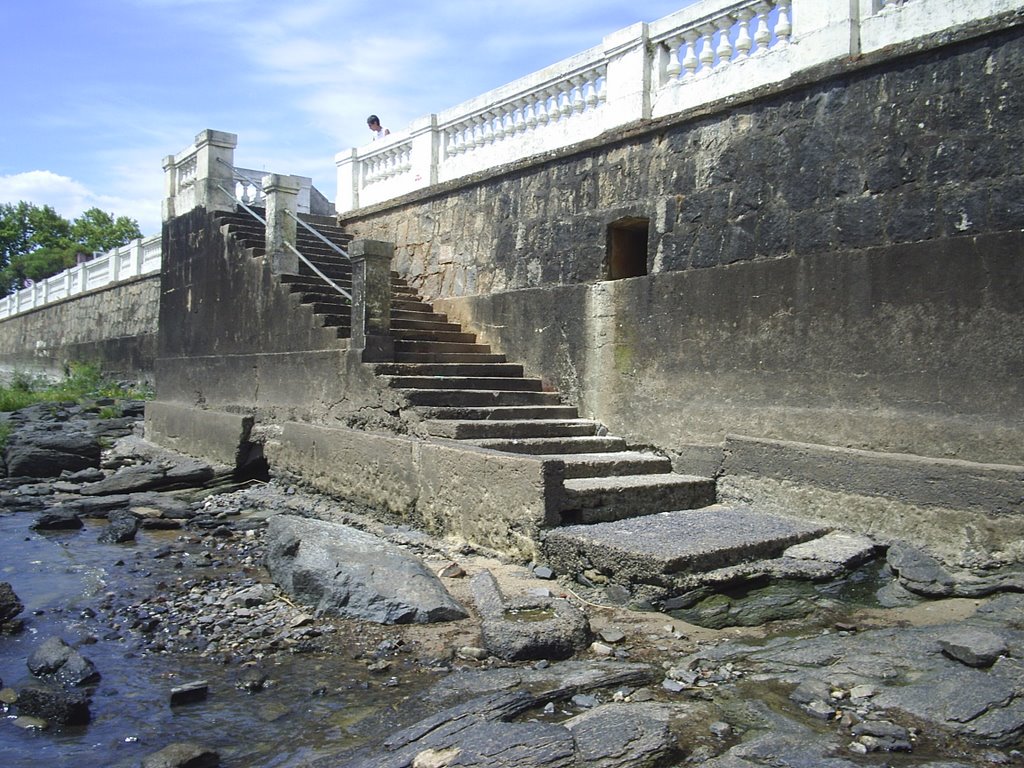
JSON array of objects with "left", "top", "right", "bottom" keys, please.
[
  {"left": 0, "top": 274, "right": 160, "bottom": 380},
  {"left": 339, "top": 21, "right": 1024, "bottom": 471}
]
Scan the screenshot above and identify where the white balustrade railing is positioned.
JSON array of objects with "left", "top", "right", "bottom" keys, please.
[
  {"left": 337, "top": 0, "right": 1022, "bottom": 212},
  {"left": 0, "top": 235, "right": 162, "bottom": 320}
]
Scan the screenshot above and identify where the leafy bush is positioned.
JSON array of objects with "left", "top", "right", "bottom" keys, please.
[{"left": 0, "top": 362, "right": 151, "bottom": 413}]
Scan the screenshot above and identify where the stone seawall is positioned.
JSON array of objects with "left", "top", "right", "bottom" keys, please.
[
  {"left": 0, "top": 274, "right": 160, "bottom": 379},
  {"left": 339, "top": 21, "right": 1024, "bottom": 470}
]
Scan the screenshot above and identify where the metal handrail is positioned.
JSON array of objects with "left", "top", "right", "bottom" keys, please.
[
  {"left": 286, "top": 210, "right": 350, "bottom": 262},
  {"left": 214, "top": 181, "right": 352, "bottom": 303}
]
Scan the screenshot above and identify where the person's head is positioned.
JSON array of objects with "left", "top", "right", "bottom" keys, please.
[{"left": 367, "top": 115, "right": 381, "bottom": 131}]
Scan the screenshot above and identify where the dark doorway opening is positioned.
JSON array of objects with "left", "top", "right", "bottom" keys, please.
[{"left": 606, "top": 217, "right": 649, "bottom": 280}]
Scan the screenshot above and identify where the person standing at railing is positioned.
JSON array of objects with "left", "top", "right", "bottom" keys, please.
[{"left": 367, "top": 115, "right": 390, "bottom": 140}]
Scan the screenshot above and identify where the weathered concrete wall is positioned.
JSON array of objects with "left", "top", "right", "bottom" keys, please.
[
  {"left": 155, "top": 209, "right": 355, "bottom": 422},
  {"left": 0, "top": 274, "right": 160, "bottom": 379},
  {"left": 263, "top": 420, "right": 563, "bottom": 560},
  {"left": 340, "top": 22, "right": 1024, "bottom": 472}
]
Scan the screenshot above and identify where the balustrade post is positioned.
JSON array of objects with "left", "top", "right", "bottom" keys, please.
[
  {"left": 790, "top": 0, "right": 857, "bottom": 64},
  {"left": 162, "top": 154, "right": 178, "bottom": 221},
  {"left": 602, "top": 22, "right": 653, "bottom": 129},
  {"left": 193, "top": 129, "right": 238, "bottom": 213},
  {"left": 131, "top": 238, "right": 144, "bottom": 277},
  {"left": 262, "top": 173, "right": 302, "bottom": 275},
  {"left": 409, "top": 114, "right": 439, "bottom": 187},
  {"left": 350, "top": 239, "right": 394, "bottom": 362},
  {"left": 335, "top": 148, "right": 359, "bottom": 212}
]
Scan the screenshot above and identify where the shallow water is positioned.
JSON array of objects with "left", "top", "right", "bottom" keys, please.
[{"left": 0, "top": 510, "right": 431, "bottom": 767}]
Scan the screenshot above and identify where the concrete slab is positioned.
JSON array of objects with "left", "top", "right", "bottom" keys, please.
[{"left": 543, "top": 505, "right": 831, "bottom": 589}]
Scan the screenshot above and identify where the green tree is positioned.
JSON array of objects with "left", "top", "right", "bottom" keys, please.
[
  {"left": 70, "top": 207, "right": 142, "bottom": 254},
  {"left": 0, "top": 202, "right": 141, "bottom": 296}
]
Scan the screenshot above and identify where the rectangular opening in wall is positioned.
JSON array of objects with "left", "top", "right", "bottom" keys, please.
[{"left": 607, "top": 217, "right": 649, "bottom": 280}]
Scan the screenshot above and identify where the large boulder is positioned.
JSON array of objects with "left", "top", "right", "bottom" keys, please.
[
  {"left": 265, "top": 515, "right": 467, "bottom": 624},
  {"left": 4, "top": 423, "right": 101, "bottom": 478}
]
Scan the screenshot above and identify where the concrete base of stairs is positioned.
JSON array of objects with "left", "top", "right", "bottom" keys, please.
[{"left": 542, "top": 505, "right": 832, "bottom": 601}]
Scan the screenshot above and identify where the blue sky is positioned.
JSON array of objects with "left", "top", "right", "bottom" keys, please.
[{"left": 0, "top": 0, "right": 696, "bottom": 236}]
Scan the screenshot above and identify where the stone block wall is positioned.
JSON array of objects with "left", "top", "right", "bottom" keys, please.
[
  {"left": 340, "top": 22, "right": 1024, "bottom": 470},
  {"left": 0, "top": 274, "right": 160, "bottom": 379}
]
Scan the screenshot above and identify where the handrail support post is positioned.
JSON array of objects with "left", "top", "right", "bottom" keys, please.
[
  {"left": 351, "top": 239, "right": 395, "bottom": 361},
  {"left": 263, "top": 174, "right": 302, "bottom": 274}
]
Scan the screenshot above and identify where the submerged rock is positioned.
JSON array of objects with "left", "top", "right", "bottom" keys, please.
[
  {"left": 141, "top": 742, "right": 220, "bottom": 768},
  {"left": 27, "top": 636, "right": 100, "bottom": 687},
  {"left": 0, "top": 581, "right": 24, "bottom": 633},
  {"left": 15, "top": 682, "right": 91, "bottom": 726}
]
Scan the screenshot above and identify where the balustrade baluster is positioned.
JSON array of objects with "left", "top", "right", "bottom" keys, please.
[
  {"left": 735, "top": 9, "right": 755, "bottom": 57},
  {"left": 665, "top": 35, "right": 683, "bottom": 81},
  {"left": 753, "top": 2, "right": 772, "bottom": 51},
  {"left": 682, "top": 30, "right": 700, "bottom": 77},
  {"left": 776, "top": 0, "right": 792, "bottom": 43},
  {"left": 571, "top": 76, "right": 587, "bottom": 113},
  {"left": 585, "top": 70, "right": 600, "bottom": 110},
  {"left": 525, "top": 100, "right": 539, "bottom": 130},
  {"left": 596, "top": 65, "right": 608, "bottom": 104},
  {"left": 698, "top": 24, "right": 717, "bottom": 71},
  {"left": 715, "top": 16, "right": 734, "bottom": 65},
  {"left": 559, "top": 85, "right": 574, "bottom": 118},
  {"left": 514, "top": 99, "right": 529, "bottom": 133}
]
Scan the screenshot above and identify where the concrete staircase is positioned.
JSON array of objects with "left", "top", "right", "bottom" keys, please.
[{"left": 218, "top": 213, "right": 837, "bottom": 599}]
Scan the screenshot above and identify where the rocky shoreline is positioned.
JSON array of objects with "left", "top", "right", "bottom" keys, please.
[{"left": 0, "top": 401, "right": 1022, "bottom": 766}]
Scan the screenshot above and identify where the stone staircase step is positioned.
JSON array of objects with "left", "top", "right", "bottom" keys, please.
[
  {"left": 391, "top": 318, "right": 464, "bottom": 333},
  {"left": 542, "top": 505, "right": 832, "bottom": 586},
  {"left": 395, "top": 340, "right": 494, "bottom": 355},
  {"left": 392, "top": 308, "right": 449, "bottom": 324},
  {"left": 423, "top": 418, "right": 599, "bottom": 440},
  {"left": 414, "top": 405, "right": 579, "bottom": 420},
  {"left": 373, "top": 363, "right": 525, "bottom": 378},
  {"left": 386, "top": 376, "right": 542, "bottom": 392},
  {"left": 394, "top": 352, "right": 509, "bottom": 363},
  {"left": 401, "top": 389, "right": 562, "bottom": 407},
  {"left": 540, "top": 451, "right": 673, "bottom": 479},
  {"left": 470, "top": 435, "right": 628, "bottom": 455},
  {"left": 393, "top": 299, "right": 435, "bottom": 313},
  {"left": 393, "top": 329, "right": 480, "bottom": 344},
  {"left": 559, "top": 473, "right": 716, "bottom": 524},
  {"left": 306, "top": 301, "right": 352, "bottom": 314}
]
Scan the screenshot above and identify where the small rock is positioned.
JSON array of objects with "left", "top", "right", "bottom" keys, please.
[
  {"left": 937, "top": 628, "right": 1008, "bottom": 668},
  {"left": 709, "top": 721, "right": 733, "bottom": 739},
  {"left": 457, "top": 646, "right": 489, "bottom": 661},
  {"left": 532, "top": 565, "right": 555, "bottom": 580},
  {"left": 590, "top": 642, "right": 615, "bottom": 657},
  {"left": 598, "top": 627, "right": 626, "bottom": 644},
  {"left": 439, "top": 562, "right": 466, "bottom": 578},
  {"left": 571, "top": 693, "right": 599, "bottom": 709},
  {"left": 170, "top": 680, "right": 209, "bottom": 706},
  {"left": 141, "top": 741, "right": 220, "bottom": 768}
]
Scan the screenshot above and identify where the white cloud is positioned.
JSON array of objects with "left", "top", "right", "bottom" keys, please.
[{"left": 0, "top": 171, "right": 161, "bottom": 237}]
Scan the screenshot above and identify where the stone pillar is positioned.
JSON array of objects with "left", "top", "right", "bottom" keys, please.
[
  {"left": 194, "top": 129, "right": 238, "bottom": 213},
  {"left": 791, "top": 0, "right": 857, "bottom": 65},
  {"left": 335, "top": 148, "right": 359, "bottom": 213},
  {"left": 350, "top": 239, "right": 395, "bottom": 362},
  {"left": 602, "top": 22, "right": 652, "bottom": 125},
  {"left": 161, "top": 154, "right": 177, "bottom": 222},
  {"left": 262, "top": 174, "right": 302, "bottom": 275}
]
